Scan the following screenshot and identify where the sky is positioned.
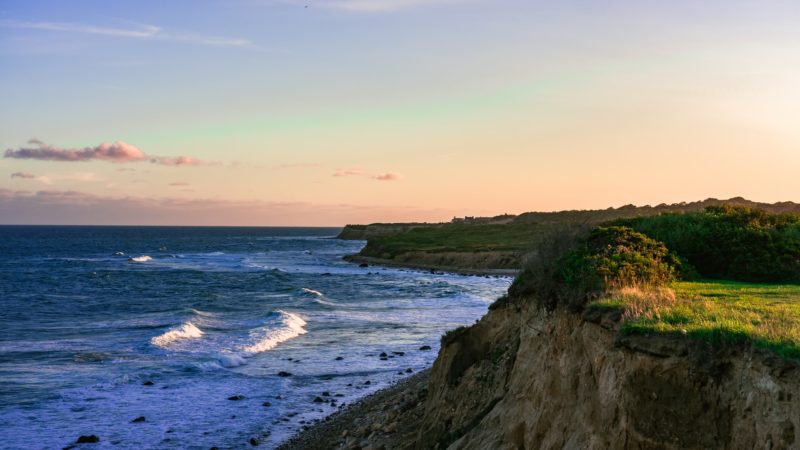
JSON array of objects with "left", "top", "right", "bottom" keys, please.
[{"left": 1, "top": 0, "right": 799, "bottom": 225}]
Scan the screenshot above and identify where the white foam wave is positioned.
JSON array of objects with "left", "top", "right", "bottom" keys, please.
[
  {"left": 217, "top": 354, "right": 247, "bottom": 368},
  {"left": 151, "top": 322, "right": 204, "bottom": 347},
  {"left": 243, "top": 311, "right": 307, "bottom": 353},
  {"left": 129, "top": 255, "right": 152, "bottom": 262},
  {"left": 301, "top": 288, "right": 323, "bottom": 296}
]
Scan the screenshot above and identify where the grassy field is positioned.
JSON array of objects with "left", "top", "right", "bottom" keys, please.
[
  {"left": 359, "top": 222, "right": 545, "bottom": 257},
  {"left": 590, "top": 280, "right": 800, "bottom": 359}
]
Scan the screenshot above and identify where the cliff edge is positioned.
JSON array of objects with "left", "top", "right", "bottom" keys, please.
[{"left": 415, "top": 300, "right": 798, "bottom": 449}]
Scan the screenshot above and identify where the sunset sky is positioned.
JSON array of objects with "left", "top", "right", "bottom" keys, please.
[{"left": 2, "top": 0, "right": 799, "bottom": 225}]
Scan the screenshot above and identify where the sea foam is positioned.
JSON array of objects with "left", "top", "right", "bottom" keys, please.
[
  {"left": 243, "top": 311, "right": 307, "bottom": 353},
  {"left": 151, "top": 322, "right": 204, "bottom": 347},
  {"left": 129, "top": 255, "right": 152, "bottom": 262},
  {"left": 217, "top": 354, "right": 247, "bottom": 368}
]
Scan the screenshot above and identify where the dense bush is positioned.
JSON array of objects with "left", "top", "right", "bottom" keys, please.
[
  {"left": 509, "top": 226, "right": 682, "bottom": 310},
  {"left": 616, "top": 206, "right": 800, "bottom": 282}
]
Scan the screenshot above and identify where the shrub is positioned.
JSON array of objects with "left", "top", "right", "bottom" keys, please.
[
  {"left": 510, "top": 226, "right": 681, "bottom": 310},
  {"left": 616, "top": 206, "right": 800, "bottom": 282},
  {"left": 508, "top": 224, "right": 591, "bottom": 310}
]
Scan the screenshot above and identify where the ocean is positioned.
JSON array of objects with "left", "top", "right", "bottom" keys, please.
[{"left": 0, "top": 226, "right": 510, "bottom": 449}]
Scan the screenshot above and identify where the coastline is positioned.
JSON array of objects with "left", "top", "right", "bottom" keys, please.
[
  {"left": 343, "top": 254, "right": 519, "bottom": 277},
  {"left": 278, "top": 370, "right": 430, "bottom": 450}
]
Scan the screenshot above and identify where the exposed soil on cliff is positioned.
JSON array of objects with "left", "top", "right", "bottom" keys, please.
[{"left": 284, "top": 299, "right": 800, "bottom": 449}]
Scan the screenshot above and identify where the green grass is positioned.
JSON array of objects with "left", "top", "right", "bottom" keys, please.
[
  {"left": 590, "top": 280, "right": 800, "bottom": 360},
  {"left": 360, "top": 222, "right": 545, "bottom": 256}
]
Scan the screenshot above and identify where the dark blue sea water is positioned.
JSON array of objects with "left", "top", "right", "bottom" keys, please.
[{"left": 0, "top": 226, "right": 510, "bottom": 449}]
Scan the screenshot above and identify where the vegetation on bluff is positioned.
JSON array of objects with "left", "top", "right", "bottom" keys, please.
[
  {"left": 591, "top": 281, "right": 800, "bottom": 359},
  {"left": 507, "top": 206, "right": 800, "bottom": 360},
  {"left": 615, "top": 206, "right": 800, "bottom": 282},
  {"left": 347, "top": 198, "right": 800, "bottom": 273},
  {"left": 359, "top": 222, "right": 544, "bottom": 257}
]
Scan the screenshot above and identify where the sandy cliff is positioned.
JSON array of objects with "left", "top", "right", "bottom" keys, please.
[
  {"left": 416, "top": 300, "right": 799, "bottom": 450},
  {"left": 283, "top": 297, "right": 799, "bottom": 449}
]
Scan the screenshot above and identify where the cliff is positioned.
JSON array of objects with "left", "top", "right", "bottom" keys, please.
[
  {"left": 287, "top": 298, "right": 799, "bottom": 450},
  {"left": 415, "top": 300, "right": 799, "bottom": 449}
]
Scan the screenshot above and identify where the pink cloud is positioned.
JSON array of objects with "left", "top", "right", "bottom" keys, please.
[
  {"left": 10, "top": 172, "right": 36, "bottom": 179},
  {"left": 333, "top": 167, "right": 366, "bottom": 177},
  {"left": 151, "top": 155, "right": 210, "bottom": 166},
  {"left": 5, "top": 139, "right": 147, "bottom": 163},
  {"left": 4, "top": 139, "right": 209, "bottom": 167},
  {"left": 333, "top": 167, "right": 402, "bottom": 181},
  {"left": 372, "top": 173, "right": 402, "bottom": 181}
]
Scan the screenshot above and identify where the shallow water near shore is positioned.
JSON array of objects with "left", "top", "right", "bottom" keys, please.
[{"left": 0, "top": 226, "right": 510, "bottom": 449}]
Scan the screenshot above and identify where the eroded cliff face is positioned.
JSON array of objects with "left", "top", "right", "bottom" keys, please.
[{"left": 417, "top": 301, "right": 799, "bottom": 450}]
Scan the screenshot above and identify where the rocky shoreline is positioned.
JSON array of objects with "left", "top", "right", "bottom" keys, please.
[{"left": 278, "top": 370, "right": 430, "bottom": 450}]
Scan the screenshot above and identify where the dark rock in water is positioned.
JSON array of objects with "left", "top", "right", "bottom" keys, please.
[
  {"left": 143, "top": 380, "right": 154, "bottom": 386},
  {"left": 262, "top": 401, "right": 271, "bottom": 407},
  {"left": 210, "top": 447, "right": 219, "bottom": 450},
  {"left": 346, "top": 383, "right": 352, "bottom": 387},
  {"left": 275, "top": 395, "right": 283, "bottom": 399},
  {"left": 379, "top": 352, "right": 388, "bottom": 357},
  {"left": 322, "top": 391, "right": 331, "bottom": 396},
  {"left": 228, "top": 395, "right": 245, "bottom": 401},
  {"left": 313, "top": 396, "right": 324, "bottom": 403},
  {"left": 359, "top": 263, "right": 369, "bottom": 268},
  {"left": 335, "top": 393, "right": 344, "bottom": 397},
  {"left": 249, "top": 437, "right": 260, "bottom": 446},
  {"left": 76, "top": 435, "right": 99, "bottom": 444},
  {"left": 406, "top": 368, "right": 413, "bottom": 373},
  {"left": 335, "top": 356, "right": 344, "bottom": 361},
  {"left": 380, "top": 357, "right": 388, "bottom": 361},
  {"left": 364, "top": 380, "right": 371, "bottom": 385},
  {"left": 131, "top": 416, "right": 146, "bottom": 423},
  {"left": 277, "top": 371, "right": 292, "bottom": 377},
  {"left": 419, "top": 345, "right": 432, "bottom": 351},
  {"left": 393, "top": 351, "right": 405, "bottom": 356}
]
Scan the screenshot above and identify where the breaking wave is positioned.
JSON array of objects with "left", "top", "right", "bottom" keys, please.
[
  {"left": 243, "top": 311, "right": 307, "bottom": 353},
  {"left": 151, "top": 322, "right": 204, "bottom": 347}
]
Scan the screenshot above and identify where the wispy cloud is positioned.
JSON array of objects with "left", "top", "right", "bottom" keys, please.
[
  {"left": 333, "top": 167, "right": 402, "bottom": 181},
  {"left": 5, "top": 139, "right": 212, "bottom": 167},
  {"left": 151, "top": 156, "right": 211, "bottom": 167},
  {"left": 371, "top": 172, "right": 402, "bottom": 181},
  {"left": 333, "top": 167, "right": 366, "bottom": 177},
  {"left": 0, "top": 19, "right": 252, "bottom": 48},
  {"left": 10, "top": 172, "right": 36, "bottom": 179},
  {"left": 169, "top": 182, "right": 191, "bottom": 187}
]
